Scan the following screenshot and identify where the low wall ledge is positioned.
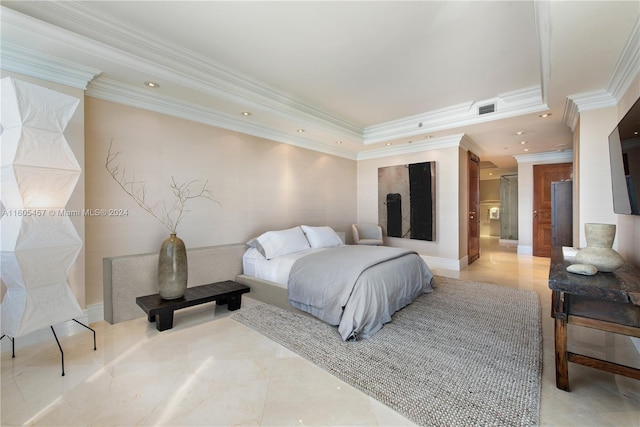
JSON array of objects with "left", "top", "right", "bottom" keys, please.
[{"left": 103, "top": 242, "right": 248, "bottom": 324}]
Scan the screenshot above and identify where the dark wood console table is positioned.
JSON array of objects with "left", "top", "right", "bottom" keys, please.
[
  {"left": 136, "top": 281, "right": 250, "bottom": 331},
  {"left": 548, "top": 246, "right": 640, "bottom": 391}
]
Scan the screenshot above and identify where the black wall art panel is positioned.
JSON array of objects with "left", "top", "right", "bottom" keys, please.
[
  {"left": 378, "top": 161, "right": 436, "bottom": 241},
  {"left": 386, "top": 193, "right": 402, "bottom": 238}
]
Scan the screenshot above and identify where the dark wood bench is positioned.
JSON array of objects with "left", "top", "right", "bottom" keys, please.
[{"left": 136, "top": 280, "right": 250, "bottom": 331}]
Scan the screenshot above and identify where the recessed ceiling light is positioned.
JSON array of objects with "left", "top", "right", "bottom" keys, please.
[
  {"left": 241, "top": 112, "right": 252, "bottom": 116},
  {"left": 515, "top": 131, "right": 524, "bottom": 135},
  {"left": 425, "top": 135, "right": 433, "bottom": 139},
  {"left": 524, "top": 148, "right": 529, "bottom": 152},
  {"left": 520, "top": 141, "right": 527, "bottom": 145},
  {"left": 539, "top": 113, "right": 552, "bottom": 118},
  {"left": 336, "top": 141, "right": 342, "bottom": 145},
  {"left": 144, "top": 81, "right": 160, "bottom": 88},
  {"left": 297, "top": 129, "right": 305, "bottom": 133},
  {"left": 386, "top": 142, "right": 392, "bottom": 146}
]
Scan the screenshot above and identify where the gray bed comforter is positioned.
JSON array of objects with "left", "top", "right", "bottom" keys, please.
[{"left": 287, "top": 245, "right": 434, "bottom": 340}]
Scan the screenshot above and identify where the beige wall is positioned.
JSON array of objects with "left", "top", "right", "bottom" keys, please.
[
  {"left": 0, "top": 71, "right": 86, "bottom": 307},
  {"left": 576, "top": 100, "right": 638, "bottom": 267},
  {"left": 356, "top": 144, "right": 462, "bottom": 263},
  {"left": 480, "top": 179, "right": 501, "bottom": 201},
  {"left": 576, "top": 107, "right": 620, "bottom": 248},
  {"left": 573, "top": 74, "right": 640, "bottom": 266},
  {"left": 84, "top": 97, "right": 357, "bottom": 305}
]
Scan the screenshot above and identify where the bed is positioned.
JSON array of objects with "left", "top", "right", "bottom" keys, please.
[{"left": 239, "top": 225, "right": 434, "bottom": 340}]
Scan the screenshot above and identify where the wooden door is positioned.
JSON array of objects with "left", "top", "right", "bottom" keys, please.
[
  {"left": 468, "top": 152, "right": 480, "bottom": 264},
  {"left": 533, "top": 163, "right": 572, "bottom": 257}
]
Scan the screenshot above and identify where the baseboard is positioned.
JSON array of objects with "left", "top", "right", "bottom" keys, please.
[
  {"left": 1, "top": 303, "right": 104, "bottom": 354},
  {"left": 518, "top": 245, "right": 533, "bottom": 255},
  {"left": 422, "top": 255, "right": 465, "bottom": 271},
  {"left": 499, "top": 239, "right": 519, "bottom": 246},
  {"left": 87, "top": 302, "right": 105, "bottom": 324}
]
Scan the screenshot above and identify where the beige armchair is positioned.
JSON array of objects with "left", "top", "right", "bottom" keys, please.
[{"left": 352, "top": 223, "right": 384, "bottom": 246}]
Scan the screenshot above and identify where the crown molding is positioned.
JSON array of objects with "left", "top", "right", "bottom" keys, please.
[
  {"left": 607, "top": 16, "right": 640, "bottom": 102},
  {"left": 5, "top": 3, "right": 621, "bottom": 166},
  {"left": 458, "top": 134, "right": 485, "bottom": 157},
  {"left": 513, "top": 149, "right": 573, "bottom": 164},
  {"left": 0, "top": 41, "right": 101, "bottom": 90},
  {"left": 0, "top": 4, "right": 362, "bottom": 143},
  {"left": 0, "top": 5, "right": 552, "bottom": 149},
  {"left": 563, "top": 16, "right": 639, "bottom": 131},
  {"left": 87, "top": 78, "right": 358, "bottom": 161},
  {"left": 0, "top": 4, "right": 557, "bottom": 161},
  {"left": 562, "top": 96, "right": 581, "bottom": 132},
  {"left": 363, "top": 86, "right": 547, "bottom": 145},
  {"left": 357, "top": 134, "right": 466, "bottom": 161},
  {"left": 88, "top": 77, "right": 489, "bottom": 163},
  {"left": 563, "top": 90, "right": 617, "bottom": 131}
]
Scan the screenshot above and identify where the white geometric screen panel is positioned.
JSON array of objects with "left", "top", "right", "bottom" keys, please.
[{"left": 0, "top": 77, "right": 82, "bottom": 338}]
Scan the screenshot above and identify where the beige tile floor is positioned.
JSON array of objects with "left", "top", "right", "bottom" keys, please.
[{"left": 2, "top": 237, "right": 639, "bottom": 426}]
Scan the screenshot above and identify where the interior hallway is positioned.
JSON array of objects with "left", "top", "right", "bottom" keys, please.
[{"left": 1, "top": 237, "right": 639, "bottom": 426}]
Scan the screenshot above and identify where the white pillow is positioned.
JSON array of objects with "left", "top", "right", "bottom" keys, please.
[
  {"left": 301, "top": 225, "right": 343, "bottom": 249},
  {"left": 253, "top": 226, "right": 311, "bottom": 260},
  {"left": 243, "top": 246, "right": 265, "bottom": 260}
]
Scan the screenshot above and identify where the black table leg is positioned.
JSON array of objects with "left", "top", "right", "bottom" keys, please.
[
  {"left": 155, "top": 311, "right": 174, "bottom": 331},
  {"left": 227, "top": 295, "right": 242, "bottom": 311}
]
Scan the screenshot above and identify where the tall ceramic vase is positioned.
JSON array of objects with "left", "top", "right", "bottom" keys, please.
[
  {"left": 158, "top": 233, "right": 188, "bottom": 299},
  {"left": 575, "top": 223, "right": 624, "bottom": 272}
]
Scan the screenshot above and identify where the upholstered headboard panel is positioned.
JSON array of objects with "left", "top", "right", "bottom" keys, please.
[{"left": 103, "top": 243, "right": 247, "bottom": 324}]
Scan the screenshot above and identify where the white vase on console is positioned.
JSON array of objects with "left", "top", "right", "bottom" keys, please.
[{"left": 575, "top": 223, "right": 624, "bottom": 272}]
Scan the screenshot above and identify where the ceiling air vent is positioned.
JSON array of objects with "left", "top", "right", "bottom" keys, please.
[{"left": 478, "top": 103, "right": 496, "bottom": 115}]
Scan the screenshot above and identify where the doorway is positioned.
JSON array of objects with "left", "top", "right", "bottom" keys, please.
[{"left": 532, "top": 163, "right": 573, "bottom": 257}]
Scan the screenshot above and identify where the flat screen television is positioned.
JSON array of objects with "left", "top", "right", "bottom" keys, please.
[{"left": 609, "top": 96, "right": 640, "bottom": 215}]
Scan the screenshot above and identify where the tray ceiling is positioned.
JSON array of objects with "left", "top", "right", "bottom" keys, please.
[{"left": 1, "top": 1, "right": 638, "bottom": 168}]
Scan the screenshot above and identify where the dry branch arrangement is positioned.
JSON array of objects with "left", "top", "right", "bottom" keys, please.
[{"left": 105, "top": 141, "right": 219, "bottom": 234}]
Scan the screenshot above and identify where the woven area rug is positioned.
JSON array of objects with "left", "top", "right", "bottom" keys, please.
[{"left": 231, "top": 276, "right": 542, "bottom": 427}]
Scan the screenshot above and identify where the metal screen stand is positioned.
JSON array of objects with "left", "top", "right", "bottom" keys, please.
[
  {"left": 2, "top": 319, "right": 96, "bottom": 376},
  {"left": 0, "top": 335, "right": 15, "bottom": 358}
]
